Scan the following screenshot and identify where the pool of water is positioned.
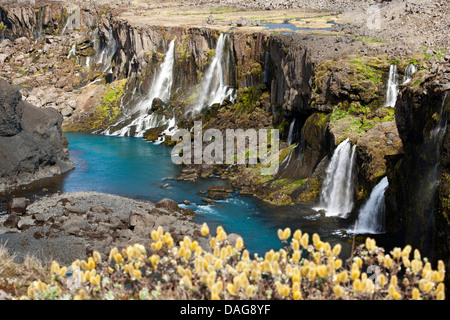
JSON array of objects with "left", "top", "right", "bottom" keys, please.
[{"left": 261, "top": 22, "right": 334, "bottom": 33}]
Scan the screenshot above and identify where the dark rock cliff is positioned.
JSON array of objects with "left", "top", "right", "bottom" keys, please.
[{"left": 0, "top": 80, "right": 74, "bottom": 193}]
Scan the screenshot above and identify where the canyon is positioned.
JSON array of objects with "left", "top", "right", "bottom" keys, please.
[{"left": 0, "top": 0, "right": 449, "bottom": 293}]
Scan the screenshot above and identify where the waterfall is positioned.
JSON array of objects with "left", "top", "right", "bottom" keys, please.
[
  {"left": 67, "top": 42, "right": 77, "bottom": 61},
  {"left": 402, "top": 63, "right": 417, "bottom": 84},
  {"left": 99, "top": 28, "right": 117, "bottom": 74},
  {"left": 318, "top": 138, "right": 356, "bottom": 217},
  {"left": 354, "top": 176, "right": 389, "bottom": 234},
  {"left": 105, "top": 40, "right": 175, "bottom": 137},
  {"left": 191, "top": 33, "right": 235, "bottom": 116},
  {"left": 383, "top": 64, "right": 399, "bottom": 108},
  {"left": 287, "top": 118, "right": 296, "bottom": 146}
]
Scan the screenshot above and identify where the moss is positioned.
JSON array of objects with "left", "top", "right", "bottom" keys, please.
[
  {"left": 235, "top": 87, "right": 263, "bottom": 114},
  {"left": 297, "top": 178, "right": 321, "bottom": 203}
]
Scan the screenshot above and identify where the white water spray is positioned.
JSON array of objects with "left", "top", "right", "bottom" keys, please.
[
  {"left": 384, "top": 64, "right": 399, "bottom": 108},
  {"left": 318, "top": 138, "right": 356, "bottom": 217},
  {"left": 402, "top": 63, "right": 417, "bottom": 84},
  {"left": 105, "top": 40, "right": 176, "bottom": 137},
  {"left": 354, "top": 176, "right": 389, "bottom": 234},
  {"left": 287, "top": 118, "right": 296, "bottom": 146},
  {"left": 191, "top": 33, "right": 235, "bottom": 115}
]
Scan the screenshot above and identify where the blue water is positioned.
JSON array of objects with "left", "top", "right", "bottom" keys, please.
[
  {"left": 261, "top": 22, "right": 333, "bottom": 34},
  {"left": 50, "top": 133, "right": 354, "bottom": 257}
]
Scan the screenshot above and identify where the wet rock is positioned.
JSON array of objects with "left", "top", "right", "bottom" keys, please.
[
  {"left": 155, "top": 198, "right": 179, "bottom": 212},
  {"left": 7, "top": 197, "right": 29, "bottom": 215},
  {"left": 62, "top": 216, "right": 88, "bottom": 235},
  {"left": 208, "top": 192, "right": 231, "bottom": 200},
  {"left": 183, "top": 200, "right": 191, "bottom": 205},
  {"left": 202, "top": 198, "right": 216, "bottom": 205}
]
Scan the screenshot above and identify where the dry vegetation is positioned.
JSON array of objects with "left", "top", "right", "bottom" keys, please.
[{"left": 0, "top": 224, "right": 445, "bottom": 300}]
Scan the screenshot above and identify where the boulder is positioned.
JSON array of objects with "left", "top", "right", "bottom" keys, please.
[
  {"left": 155, "top": 198, "right": 179, "bottom": 212},
  {"left": 7, "top": 197, "right": 29, "bottom": 214},
  {"left": 3, "top": 214, "right": 20, "bottom": 228}
]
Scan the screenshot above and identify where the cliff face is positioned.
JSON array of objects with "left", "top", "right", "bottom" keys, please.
[
  {"left": 385, "top": 77, "right": 449, "bottom": 262},
  {"left": 0, "top": 80, "right": 74, "bottom": 193}
]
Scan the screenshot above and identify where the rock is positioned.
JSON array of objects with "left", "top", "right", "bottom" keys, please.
[
  {"left": 208, "top": 185, "right": 233, "bottom": 193},
  {"left": 7, "top": 197, "right": 29, "bottom": 214},
  {"left": 65, "top": 204, "right": 86, "bottom": 215},
  {"left": 3, "top": 214, "right": 20, "bottom": 228},
  {"left": 60, "top": 107, "right": 73, "bottom": 117},
  {"left": 90, "top": 205, "right": 106, "bottom": 213},
  {"left": 199, "top": 189, "right": 207, "bottom": 194},
  {"left": 62, "top": 216, "right": 88, "bottom": 235},
  {"left": 207, "top": 192, "right": 231, "bottom": 200},
  {"left": 17, "top": 217, "right": 34, "bottom": 230},
  {"left": 0, "top": 80, "right": 74, "bottom": 193},
  {"left": 202, "top": 198, "right": 216, "bottom": 205},
  {"left": 183, "top": 200, "right": 191, "bottom": 205},
  {"left": 226, "top": 233, "right": 241, "bottom": 246},
  {"left": 162, "top": 183, "right": 170, "bottom": 188},
  {"left": 155, "top": 198, "right": 179, "bottom": 212},
  {"left": 14, "top": 37, "right": 30, "bottom": 46}
]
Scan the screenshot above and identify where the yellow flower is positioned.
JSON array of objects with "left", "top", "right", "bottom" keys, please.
[
  {"left": 392, "top": 290, "right": 401, "bottom": 300},
  {"left": 87, "top": 257, "right": 96, "bottom": 270},
  {"left": 435, "top": 283, "right": 445, "bottom": 294},
  {"left": 436, "top": 291, "right": 445, "bottom": 300},
  {"left": 201, "top": 223, "right": 209, "bottom": 236},
  {"left": 332, "top": 244, "right": 342, "bottom": 256},
  {"left": 211, "top": 293, "right": 220, "bottom": 300},
  {"left": 227, "top": 283, "right": 237, "bottom": 296},
  {"left": 51, "top": 261, "right": 60, "bottom": 274},
  {"left": 402, "top": 256, "right": 411, "bottom": 268},
  {"left": 235, "top": 237, "right": 244, "bottom": 250},
  {"left": 350, "top": 263, "right": 360, "bottom": 280},
  {"left": 293, "top": 290, "right": 302, "bottom": 300},
  {"left": 411, "top": 259, "right": 423, "bottom": 274},
  {"left": 384, "top": 255, "right": 393, "bottom": 268},
  {"left": 390, "top": 275, "right": 398, "bottom": 287},
  {"left": 402, "top": 245, "right": 412, "bottom": 258},
  {"left": 365, "top": 238, "right": 376, "bottom": 251},
  {"left": 353, "top": 279, "right": 362, "bottom": 292},
  {"left": 317, "top": 265, "right": 327, "bottom": 278},
  {"left": 180, "top": 275, "right": 191, "bottom": 287},
  {"left": 312, "top": 233, "right": 320, "bottom": 245},
  {"left": 114, "top": 253, "right": 123, "bottom": 264},
  {"left": 151, "top": 230, "right": 159, "bottom": 242},
  {"left": 412, "top": 288, "right": 420, "bottom": 300},
  {"left": 337, "top": 271, "right": 348, "bottom": 284},
  {"left": 392, "top": 247, "right": 402, "bottom": 260},
  {"left": 414, "top": 249, "right": 421, "bottom": 260},
  {"left": 217, "top": 230, "right": 227, "bottom": 241},
  {"left": 292, "top": 250, "right": 301, "bottom": 264},
  {"left": 300, "top": 233, "right": 309, "bottom": 248},
  {"left": 307, "top": 268, "right": 317, "bottom": 281},
  {"left": 283, "top": 228, "right": 291, "bottom": 240},
  {"left": 214, "top": 259, "right": 223, "bottom": 270},
  {"left": 334, "top": 259, "right": 342, "bottom": 269},
  {"left": 354, "top": 257, "right": 363, "bottom": 268},
  {"left": 150, "top": 254, "right": 160, "bottom": 269},
  {"left": 378, "top": 274, "right": 387, "bottom": 287},
  {"left": 245, "top": 286, "right": 253, "bottom": 298},
  {"left": 437, "top": 260, "right": 445, "bottom": 272},
  {"left": 58, "top": 267, "right": 67, "bottom": 277},
  {"left": 293, "top": 229, "right": 302, "bottom": 240},
  {"left": 93, "top": 251, "right": 102, "bottom": 264},
  {"left": 74, "top": 289, "right": 86, "bottom": 300},
  {"left": 333, "top": 285, "right": 345, "bottom": 298},
  {"left": 90, "top": 274, "right": 101, "bottom": 286}
]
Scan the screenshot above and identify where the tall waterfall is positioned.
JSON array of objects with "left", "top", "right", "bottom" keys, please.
[
  {"left": 383, "top": 64, "right": 399, "bottom": 108},
  {"left": 287, "top": 118, "right": 296, "bottom": 146},
  {"left": 354, "top": 176, "right": 389, "bottom": 234},
  {"left": 402, "top": 63, "right": 417, "bottom": 84},
  {"left": 98, "top": 28, "right": 117, "bottom": 74},
  {"left": 191, "top": 33, "right": 235, "bottom": 116},
  {"left": 319, "top": 138, "right": 356, "bottom": 217},
  {"left": 105, "top": 40, "right": 175, "bottom": 137}
]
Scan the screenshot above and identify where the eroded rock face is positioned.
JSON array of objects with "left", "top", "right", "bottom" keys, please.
[
  {"left": 385, "top": 77, "right": 449, "bottom": 263},
  {"left": 0, "top": 80, "right": 74, "bottom": 193}
]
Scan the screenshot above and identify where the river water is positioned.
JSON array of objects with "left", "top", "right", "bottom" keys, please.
[{"left": 1, "top": 132, "right": 360, "bottom": 258}]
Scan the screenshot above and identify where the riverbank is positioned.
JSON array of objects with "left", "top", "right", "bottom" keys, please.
[{"left": 0, "top": 191, "right": 209, "bottom": 265}]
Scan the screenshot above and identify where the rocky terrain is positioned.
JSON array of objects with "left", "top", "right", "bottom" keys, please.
[
  {"left": 0, "top": 192, "right": 212, "bottom": 264},
  {"left": 0, "top": 80, "right": 74, "bottom": 193}
]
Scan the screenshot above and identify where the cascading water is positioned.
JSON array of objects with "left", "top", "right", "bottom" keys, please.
[
  {"left": 383, "top": 64, "right": 399, "bottom": 108},
  {"left": 354, "top": 176, "right": 389, "bottom": 234},
  {"left": 105, "top": 40, "right": 176, "bottom": 138},
  {"left": 318, "top": 138, "right": 356, "bottom": 217},
  {"left": 402, "top": 63, "right": 417, "bottom": 84},
  {"left": 190, "top": 33, "right": 235, "bottom": 116},
  {"left": 287, "top": 118, "right": 296, "bottom": 146}
]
